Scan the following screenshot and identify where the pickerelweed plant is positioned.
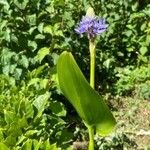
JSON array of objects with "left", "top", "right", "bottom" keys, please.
[
  {"left": 75, "top": 7, "right": 108, "bottom": 89},
  {"left": 57, "top": 7, "right": 116, "bottom": 150}
]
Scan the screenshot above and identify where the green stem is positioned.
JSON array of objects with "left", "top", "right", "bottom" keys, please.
[
  {"left": 89, "top": 38, "right": 96, "bottom": 89},
  {"left": 88, "top": 38, "right": 96, "bottom": 150},
  {"left": 88, "top": 126, "right": 94, "bottom": 150}
]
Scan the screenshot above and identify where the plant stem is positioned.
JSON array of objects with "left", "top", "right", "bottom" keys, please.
[
  {"left": 89, "top": 38, "right": 96, "bottom": 89},
  {"left": 88, "top": 126, "right": 94, "bottom": 150},
  {"left": 88, "top": 38, "right": 96, "bottom": 150}
]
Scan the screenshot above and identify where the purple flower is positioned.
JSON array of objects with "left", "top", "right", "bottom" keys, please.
[{"left": 75, "top": 16, "right": 108, "bottom": 38}]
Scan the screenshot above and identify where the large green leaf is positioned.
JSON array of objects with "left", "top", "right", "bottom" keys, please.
[{"left": 57, "top": 51, "right": 116, "bottom": 136}]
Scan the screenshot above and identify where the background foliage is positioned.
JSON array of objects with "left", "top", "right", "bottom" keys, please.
[{"left": 0, "top": 0, "right": 150, "bottom": 149}]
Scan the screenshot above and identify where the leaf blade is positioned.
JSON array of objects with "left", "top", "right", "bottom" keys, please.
[{"left": 57, "top": 51, "right": 116, "bottom": 136}]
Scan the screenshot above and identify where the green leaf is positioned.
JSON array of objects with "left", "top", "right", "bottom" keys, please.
[
  {"left": 16, "top": 135, "right": 26, "bottom": 145},
  {"left": 18, "top": 117, "right": 28, "bottom": 128},
  {"left": 49, "top": 101, "right": 66, "bottom": 117},
  {"left": 5, "top": 135, "right": 16, "bottom": 147},
  {"left": 38, "top": 23, "right": 44, "bottom": 33},
  {"left": 0, "top": 130, "right": 4, "bottom": 141},
  {"left": 51, "top": 53, "right": 59, "bottom": 65},
  {"left": 0, "top": 143, "right": 9, "bottom": 150},
  {"left": 28, "top": 40, "right": 37, "bottom": 52},
  {"left": 44, "top": 24, "right": 63, "bottom": 37},
  {"left": 57, "top": 129, "right": 73, "bottom": 144},
  {"left": 32, "top": 139, "right": 41, "bottom": 150},
  {"left": 24, "top": 100, "right": 34, "bottom": 118},
  {"left": 139, "top": 46, "right": 148, "bottom": 55},
  {"left": 54, "top": 0, "right": 65, "bottom": 7},
  {"left": 146, "top": 35, "right": 150, "bottom": 45},
  {"left": 35, "top": 34, "right": 45, "bottom": 40},
  {"left": 125, "top": 30, "right": 132, "bottom": 37},
  {"left": 32, "top": 64, "right": 48, "bottom": 77},
  {"left": 22, "top": 139, "right": 32, "bottom": 150},
  {"left": 4, "top": 110, "right": 16, "bottom": 124},
  {"left": 13, "top": 0, "right": 29, "bottom": 10},
  {"left": 37, "top": 47, "right": 49, "bottom": 62},
  {"left": 20, "top": 55, "right": 29, "bottom": 68},
  {"left": 49, "top": 143, "right": 57, "bottom": 150},
  {"left": 39, "top": 79, "right": 48, "bottom": 89},
  {"left": 27, "top": 78, "right": 40, "bottom": 87},
  {"left": 44, "top": 25, "right": 53, "bottom": 34},
  {"left": 40, "top": 139, "right": 50, "bottom": 150},
  {"left": 14, "top": 68, "right": 22, "bottom": 80},
  {"left": 26, "top": 14, "right": 36, "bottom": 26},
  {"left": 33, "top": 92, "right": 50, "bottom": 118},
  {"left": 57, "top": 51, "right": 116, "bottom": 136},
  {"left": 41, "top": 139, "right": 57, "bottom": 150},
  {"left": 25, "top": 130, "right": 39, "bottom": 137}
]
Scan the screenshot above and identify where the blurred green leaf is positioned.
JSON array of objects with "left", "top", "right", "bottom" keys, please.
[
  {"left": 4, "top": 110, "right": 16, "bottom": 124},
  {"left": 20, "top": 55, "right": 29, "bottom": 68},
  {"left": 40, "top": 139, "right": 57, "bottom": 150},
  {"left": 37, "top": 47, "right": 49, "bottom": 62},
  {"left": 26, "top": 14, "right": 36, "bottom": 26},
  {"left": 14, "top": 68, "right": 22, "bottom": 80},
  {"left": 22, "top": 139, "right": 32, "bottom": 150},
  {"left": 44, "top": 25, "right": 53, "bottom": 34},
  {"left": 28, "top": 40, "right": 37, "bottom": 52},
  {"left": 57, "top": 129, "right": 73, "bottom": 144},
  {"left": 24, "top": 99, "right": 34, "bottom": 118},
  {"left": 38, "top": 23, "right": 44, "bottom": 33},
  {"left": 49, "top": 101, "right": 66, "bottom": 117},
  {"left": 35, "top": 34, "right": 45, "bottom": 40},
  {"left": 5, "top": 135, "right": 16, "bottom": 147},
  {"left": 27, "top": 78, "right": 40, "bottom": 87},
  {"left": 146, "top": 35, "right": 150, "bottom": 45},
  {"left": 0, "top": 143, "right": 9, "bottom": 150},
  {"left": 33, "top": 92, "right": 50, "bottom": 118},
  {"left": 25, "top": 130, "right": 38, "bottom": 137},
  {"left": 139, "top": 46, "right": 148, "bottom": 55},
  {"left": 13, "top": 0, "right": 29, "bottom": 10},
  {"left": 32, "top": 139, "right": 41, "bottom": 150}
]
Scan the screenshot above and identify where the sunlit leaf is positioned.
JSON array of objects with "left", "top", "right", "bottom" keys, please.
[
  {"left": 24, "top": 100, "right": 34, "bottom": 119},
  {"left": 25, "top": 130, "right": 39, "bottom": 137},
  {"left": 0, "top": 143, "right": 9, "bottom": 150},
  {"left": 4, "top": 110, "right": 16, "bottom": 124},
  {"left": 37, "top": 47, "right": 49, "bottom": 62},
  {"left": 32, "top": 139, "right": 41, "bottom": 150},
  {"left": 33, "top": 92, "right": 50, "bottom": 118},
  {"left": 20, "top": 55, "right": 29, "bottom": 68},
  {"left": 13, "top": 0, "right": 29, "bottom": 10},
  {"left": 139, "top": 46, "right": 148, "bottom": 55},
  {"left": 57, "top": 51, "right": 116, "bottom": 136},
  {"left": 28, "top": 40, "right": 37, "bottom": 52},
  {"left": 26, "top": 14, "right": 36, "bottom": 26},
  {"left": 22, "top": 139, "right": 32, "bottom": 150}
]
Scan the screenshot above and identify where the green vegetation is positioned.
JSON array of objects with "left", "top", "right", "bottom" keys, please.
[{"left": 0, "top": 0, "right": 150, "bottom": 149}]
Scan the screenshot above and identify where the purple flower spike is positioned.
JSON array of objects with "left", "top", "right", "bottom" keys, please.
[{"left": 75, "top": 16, "right": 108, "bottom": 38}]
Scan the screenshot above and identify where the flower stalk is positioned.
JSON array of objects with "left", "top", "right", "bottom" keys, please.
[
  {"left": 88, "top": 36, "right": 96, "bottom": 150},
  {"left": 89, "top": 38, "right": 96, "bottom": 89},
  {"left": 75, "top": 6, "right": 108, "bottom": 150}
]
